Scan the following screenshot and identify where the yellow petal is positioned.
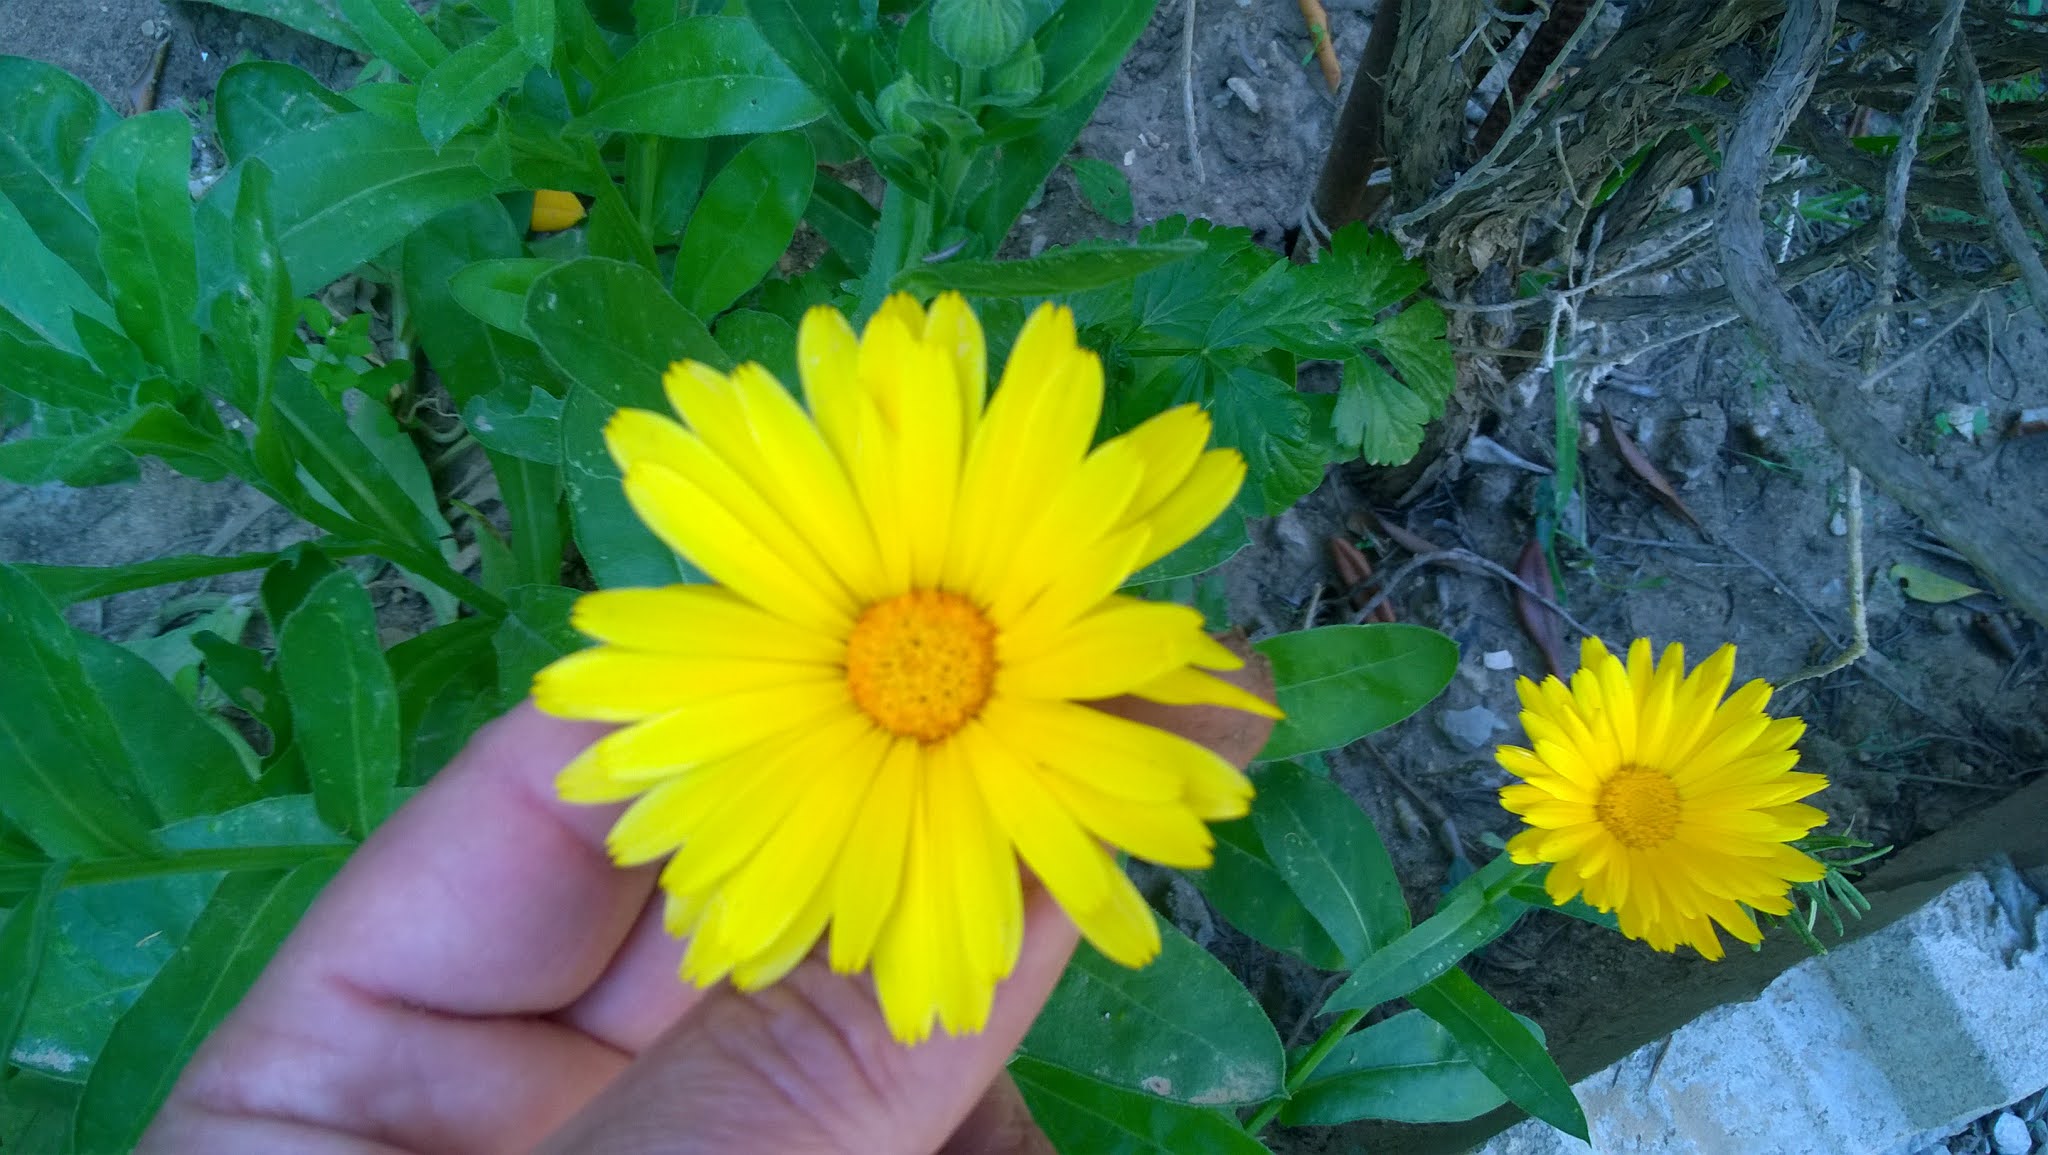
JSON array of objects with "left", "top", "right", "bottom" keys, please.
[
  {"left": 1034, "top": 769, "right": 1214, "bottom": 868},
  {"left": 827, "top": 739, "right": 918, "bottom": 973},
  {"left": 959, "top": 721, "right": 1114, "bottom": 912},
  {"left": 922, "top": 290, "right": 987, "bottom": 420},
  {"left": 1108, "top": 404, "right": 1211, "bottom": 527},
  {"left": 996, "top": 524, "right": 1151, "bottom": 643},
  {"left": 1066, "top": 864, "right": 1162, "bottom": 968},
  {"left": 997, "top": 598, "right": 1206, "bottom": 700},
  {"left": 797, "top": 304, "right": 863, "bottom": 465},
  {"left": 590, "top": 681, "right": 852, "bottom": 781},
  {"left": 1125, "top": 665, "right": 1284, "bottom": 720},
  {"left": 1124, "top": 448, "right": 1244, "bottom": 568},
  {"left": 570, "top": 585, "right": 844, "bottom": 663},
  {"left": 928, "top": 738, "right": 1021, "bottom": 987},
  {"left": 533, "top": 647, "right": 827, "bottom": 723}
]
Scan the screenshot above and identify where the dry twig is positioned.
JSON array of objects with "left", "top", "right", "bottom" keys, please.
[
  {"left": 1181, "top": 0, "right": 1206, "bottom": 184},
  {"left": 1957, "top": 40, "right": 2048, "bottom": 312},
  {"left": 1350, "top": 548, "right": 1598, "bottom": 638}
]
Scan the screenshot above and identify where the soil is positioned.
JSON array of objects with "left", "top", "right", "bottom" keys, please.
[{"left": 5, "top": 1, "right": 2047, "bottom": 1150}]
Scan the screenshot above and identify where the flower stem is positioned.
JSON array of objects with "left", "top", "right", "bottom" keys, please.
[{"left": 1243, "top": 1007, "right": 1368, "bottom": 1136}]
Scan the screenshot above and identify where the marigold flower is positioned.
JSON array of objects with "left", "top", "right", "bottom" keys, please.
[
  {"left": 1497, "top": 637, "right": 1829, "bottom": 959},
  {"left": 534, "top": 293, "right": 1279, "bottom": 1042},
  {"left": 529, "top": 189, "right": 586, "bottom": 232}
]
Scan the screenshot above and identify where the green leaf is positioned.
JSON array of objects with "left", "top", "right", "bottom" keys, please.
[
  {"left": 713, "top": 308, "right": 799, "bottom": 390},
  {"left": 1030, "top": 0, "right": 1156, "bottom": 122},
  {"left": 528, "top": 257, "right": 728, "bottom": 410},
  {"left": 277, "top": 569, "right": 401, "bottom": 839},
  {"left": 194, "top": 630, "right": 294, "bottom": 754},
  {"left": 0, "top": 57, "right": 119, "bottom": 293},
  {"left": 1890, "top": 563, "right": 1984, "bottom": 604},
  {"left": 267, "top": 370, "right": 442, "bottom": 549},
  {"left": 1010, "top": 1056, "right": 1272, "bottom": 1155},
  {"left": 584, "top": 163, "right": 659, "bottom": 272},
  {"left": 746, "top": 0, "right": 885, "bottom": 140},
  {"left": 1280, "top": 1009, "right": 1529, "bottom": 1126},
  {"left": 895, "top": 239, "right": 1201, "bottom": 297},
  {"left": 1068, "top": 155, "right": 1133, "bottom": 224},
  {"left": 805, "top": 174, "right": 877, "bottom": 269},
  {"left": 1249, "top": 760, "right": 1408, "bottom": 967},
  {"left": 1407, "top": 969, "right": 1588, "bottom": 1142},
  {"left": 389, "top": 617, "right": 500, "bottom": 784},
  {"left": 1186, "top": 816, "right": 1347, "bottom": 969},
  {"left": 582, "top": 16, "right": 826, "bottom": 139},
  {"left": 14, "top": 547, "right": 362, "bottom": 608},
  {"left": 1254, "top": 624, "right": 1459, "bottom": 761},
  {"left": 75, "top": 634, "right": 261, "bottom": 823},
  {"left": 336, "top": 0, "right": 451, "bottom": 80},
  {"left": 0, "top": 566, "right": 159, "bottom": 857},
  {"left": 1366, "top": 299, "right": 1454, "bottom": 408},
  {"left": 1322, "top": 862, "right": 1529, "bottom": 1012},
  {"left": 1334, "top": 354, "right": 1432, "bottom": 466},
  {"left": 83, "top": 111, "right": 200, "bottom": 382},
  {"left": 214, "top": 61, "right": 352, "bottom": 164},
  {"left": 492, "top": 584, "right": 582, "bottom": 706},
  {"left": 451, "top": 256, "right": 557, "bottom": 337},
  {"left": 403, "top": 199, "right": 559, "bottom": 406},
  {"left": 1023, "top": 913, "right": 1284, "bottom": 1106},
  {"left": 0, "top": 187, "right": 115, "bottom": 354},
  {"left": 674, "top": 131, "right": 814, "bottom": 318},
  {"left": 515, "top": 0, "right": 557, "bottom": 63},
  {"left": 74, "top": 860, "right": 339, "bottom": 1153},
  {"left": 1319, "top": 224, "right": 1427, "bottom": 315},
  {"left": 0, "top": 861, "right": 65, "bottom": 1077},
  {"left": 0, "top": 332, "right": 126, "bottom": 414},
  {"left": 491, "top": 450, "right": 566, "bottom": 587},
  {"left": 259, "top": 543, "right": 341, "bottom": 629},
  {"left": 1127, "top": 512, "right": 1247, "bottom": 584},
  {"left": 417, "top": 26, "right": 536, "bottom": 149},
  {"left": 0, "top": 1072, "right": 81, "bottom": 1155},
  {"left": 1208, "top": 364, "right": 1326, "bottom": 514},
  {"left": 464, "top": 383, "right": 564, "bottom": 462},
  {"left": 561, "top": 383, "right": 697, "bottom": 588},
  {"left": 1507, "top": 872, "right": 1620, "bottom": 931},
  {"left": 183, "top": 0, "right": 367, "bottom": 53},
  {"left": 208, "top": 159, "right": 296, "bottom": 416},
  {"left": 930, "top": 0, "right": 1049, "bottom": 68}
]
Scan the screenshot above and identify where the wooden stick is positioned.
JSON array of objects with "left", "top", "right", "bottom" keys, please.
[{"left": 1298, "top": 0, "right": 1343, "bottom": 91}]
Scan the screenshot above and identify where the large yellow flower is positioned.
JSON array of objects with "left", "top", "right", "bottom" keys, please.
[
  {"left": 534, "top": 293, "right": 1279, "bottom": 1043},
  {"left": 1497, "top": 637, "right": 1828, "bottom": 959}
]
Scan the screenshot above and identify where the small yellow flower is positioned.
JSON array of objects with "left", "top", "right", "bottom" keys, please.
[
  {"left": 534, "top": 293, "right": 1279, "bottom": 1043},
  {"left": 1497, "top": 637, "right": 1829, "bottom": 959},
  {"left": 529, "top": 189, "right": 586, "bottom": 232}
]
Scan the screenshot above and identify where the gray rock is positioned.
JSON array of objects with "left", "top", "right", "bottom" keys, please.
[
  {"left": 1438, "top": 704, "right": 1505, "bottom": 751},
  {"left": 1994, "top": 1112, "right": 2033, "bottom": 1155}
]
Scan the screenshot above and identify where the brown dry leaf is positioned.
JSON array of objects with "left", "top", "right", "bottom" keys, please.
[
  {"left": 1351, "top": 508, "right": 1449, "bottom": 557},
  {"left": 1092, "top": 628, "right": 1277, "bottom": 769},
  {"left": 1515, "top": 540, "right": 1570, "bottom": 678},
  {"left": 1604, "top": 409, "right": 1702, "bottom": 530},
  {"left": 1327, "top": 536, "right": 1397, "bottom": 621}
]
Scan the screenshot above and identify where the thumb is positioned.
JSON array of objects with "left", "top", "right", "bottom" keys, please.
[{"left": 534, "top": 886, "right": 1079, "bottom": 1155}]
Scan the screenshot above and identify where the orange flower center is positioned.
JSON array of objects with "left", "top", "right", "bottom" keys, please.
[
  {"left": 845, "top": 591, "right": 997, "bottom": 742},
  {"left": 1596, "top": 766, "right": 1683, "bottom": 849}
]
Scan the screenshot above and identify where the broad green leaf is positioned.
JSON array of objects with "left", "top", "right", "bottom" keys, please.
[
  {"left": 82, "top": 111, "right": 200, "bottom": 381},
  {"left": 492, "top": 450, "right": 566, "bottom": 587},
  {"left": 528, "top": 257, "right": 727, "bottom": 410},
  {"left": 582, "top": 16, "right": 826, "bottom": 139},
  {"left": 747, "top": 0, "right": 885, "bottom": 140},
  {"left": 0, "top": 407, "right": 133, "bottom": 486},
  {"left": 194, "top": 631, "right": 295, "bottom": 755},
  {"left": 584, "top": 162, "right": 659, "bottom": 272},
  {"left": 183, "top": 0, "right": 367, "bottom": 52},
  {"left": 1031, "top": 0, "right": 1156, "bottom": 120},
  {"left": 1366, "top": 300, "right": 1454, "bottom": 408},
  {"left": 1322, "top": 859, "right": 1530, "bottom": 1012},
  {"left": 0, "top": 861, "right": 64, "bottom": 1078},
  {"left": 515, "top": 0, "right": 557, "bottom": 63},
  {"left": 76, "top": 634, "right": 260, "bottom": 823},
  {"left": 0, "top": 566, "right": 159, "bottom": 857},
  {"left": 561, "top": 384, "right": 696, "bottom": 588},
  {"left": 464, "top": 384, "right": 564, "bottom": 462},
  {"left": 0, "top": 57, "right": 118, "bottom": 292},
  {"left": 1254, "top": 624, "right": 1459, "bottom": 760},
  {"left": 674, "top": 131, "right": 814, "bottom": 317},
  {"left": 1186, "top": 816, "right": 1347, "bottom": 969},
  {"left": 0, "top": 332, "right": 126, "bottom": 414},
  {"left": 1068, "top": 155, "right": 1133, "bottom": 224},
  {"left": 267, "top": 369, "right": 443, "bottom": 549},
  {"left": 417, "top": 26, "right": 535, "bottom": 149},
  {"left": 631, "top": 136, "right": 707, "bottom": 244},
  {"left": 1334, "top": 353, "right": 1432, "bottom": 466},
  {"left": 403, "top": 199, "right": 558, "bottom": 407},
  {"left": 0, "top": 1072, "right": 80, "bottom": 1155},
  {"left": 277, "top": 569, "right": 401, "bottom": 839},
  {"left": 1250, "top": 760, "right": 1408, "bottom": 967},
  {"left": 1023, "top": 913, "right": 1284, "bottom": 1106},
  {"left": 1890, "top": 563, "right": 1984, "bottom": 604},
  {"left": 214, "top": 61, "right": 352, "bottom": 164},
  {"left": 1408, "top": 969, "right": 1588, "bottom": 1142},
  {"left": 930, "top": 0, "right": 1049, "bottom": 68},
  {"left": 1508, "top": 873, "right": 1621, "bottom": 931},
  {"left": 712, "top": 308, "right": 798, "bottom": 391},
  {"left": 0, "top": 188, "right": 114, "bottom": 354},
  {"left": 805, "top": 174, "right": 877, "bottom": 269},
  {"left": 493, "top": 584, "right": 582, "bottom": 706},
  {"left": 208, "top": 159, "right": 296, "bottom": 416},
  {"left": 259, "top": 543, "right": 341, "bottom": 629},
  {"left": 1280, "top": 1009, "right": 1531, "bottom": 1126},
  {"left": 343, "top": 391, "right": 461, "bottom": 617},
  {"left": 1208, "top": 363, "right": 1326, "bottom": 514},
  {"left": 451, "top": 257, "right": 558, "bottom": 337},
  {"left": 1010, "top": 1057, "right": 1271, "bottom": 1155},
  {"left": 74, "top": 861, "right": 339, "bottom": 1153},
  {"left": 336, "top": 0, "right": 450, "bottom": 80},
  {"left": 893, "top": 239, "right": 1202, "bottom": 297},
  {"left": 389, "top": 618, "right": 499, "bottom": 784}
]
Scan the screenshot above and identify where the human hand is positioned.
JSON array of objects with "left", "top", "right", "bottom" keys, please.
[{"left": 142, "top": 663, "right": 1271, "bottom": 1154}]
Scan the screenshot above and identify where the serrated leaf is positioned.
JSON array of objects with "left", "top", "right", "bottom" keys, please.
[
  {"left": 583, "top": 16, "right": 826, "bottom": 139},
  {"left": 1250, "top": 760, "right": 1408, "bottom": 966},
  {"left": 336, "top": 0, "right": 450, "bottom": 80},
  {"left": 674, "top": 131, "right": 814, "bottom": 318},
  {"left": 0, "top": 57, "right": 119, "bottom": 293},
  {"left": 213, "top": 61, "right": 352, "bottom": 164},
  {"left": 1334, "top": 354, "right": 1432, "bottom": 466},
  {"left": 1010, "top": 1056, "right": 1272, "bottom": 1155},
  {"left": 417, "top": 26, "right": 535, "bottom": 149},
  {"left": 1208, "top": 364, "right": 1327, "bottom": 514},
  {"left": 1367, "top": 299, "right": 1454, "bottom": 406},
  {"left": 1068, "top": 155, "right": 1133, "bottom": 224},
  {"left": 1254, "top": 624, "right": 1459, "bottom": 760},
  {"left": 277, "top": 569, "right": 400, "bottom": 839},
  {"left": 83, "top": 111, "right": 200, "bottom": 383}
]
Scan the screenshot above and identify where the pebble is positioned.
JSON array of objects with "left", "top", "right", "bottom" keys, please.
[
  {"left": 1830, "top": 510, "right": 1848, "bottom": 536},
  {"left": 1438, "top": 705, "right": 1505, "bottom": 752},
  {"left": 1483, "top": 650, "right": 1515, "bottom": 671},
  {"left": 1994, "top": 1111, "right": 2033, "bottom": 1155},
  {"left": 1122, "top": 149, "right": 1136, "bottom": 167},
  {"left": 1226, "top": 76, "right": 1260, "bottom": 113}
]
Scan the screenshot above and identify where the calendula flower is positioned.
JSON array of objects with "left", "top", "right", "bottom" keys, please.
[
  {"left": 534, "top": 293, "right": 1278, "bottom": 1043},
  {"left": 529, "top": 189, "right": 586, "bottom": 232},
  {"left": 1497, "top": 637, "right": 1828, "bottom": 959}
]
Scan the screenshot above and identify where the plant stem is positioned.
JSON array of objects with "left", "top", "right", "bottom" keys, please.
[
  {"left": 635, "top": 135, "right": 659, "bottom": 230},
  {"left": 1243, "top": 1008, "right": 1368, "bottom": 1136},
  {"left": 384, "top": 541, "right": 507, "bottom": 617},
  {"left": 0, "top": 845, "right": 350, "bottom": 900}
]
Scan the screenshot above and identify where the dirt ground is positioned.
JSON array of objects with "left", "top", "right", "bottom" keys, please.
[{"left": 5, "top": 1, "right": 2047, "bottom": 1150}]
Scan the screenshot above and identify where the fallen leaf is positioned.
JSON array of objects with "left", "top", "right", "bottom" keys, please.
[
  {"left": 1604, "top": 409, "right": 1701, "bottom": 530},
  {"left": 1092, "top": 628, "right": 1277, "bottom": 768},
  {"left": 1350, "top": 509, "right": 1448, "bottom": 557},
  {"left": 1515, "top": 540, "right": 1570, "bottom": 678},
  {"left": 1328, "top": 536, "right": 1397, "bottom": 622},
  {"left": 1890, "top": 563, "right": 1984, "bottom": 604}
]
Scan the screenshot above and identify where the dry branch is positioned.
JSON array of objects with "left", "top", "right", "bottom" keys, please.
[{"left": 1957, "top": 40, "right": 2048, "bottom": 313}]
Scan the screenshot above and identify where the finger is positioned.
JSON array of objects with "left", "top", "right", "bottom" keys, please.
[
  {"left": 537, "top": 886, "right": 1082, "bottom": 1155},
  {"left": 1093, "top": 629, "right": 1278, "bottom": 768},
  {"left": 555, "top": 890, "right": 702, "bottom": 1052},
  {"left": 936, "top": 1072, "right": 1056, "bottom": 1155}
]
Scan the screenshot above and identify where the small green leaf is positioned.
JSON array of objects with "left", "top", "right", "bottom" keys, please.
[
  {"left": 746, "top": 0, "right": 886, "bottom": 140},
  {"left": 895, "top": 239, "right": 1201, "bottom": 297},
  {"left": 336, "top": 0, "right": 450, "bottom": 80},
  {"left": 0, "top": 332, "right": 125, "bottom": 414},
  {"left": 1254, "top": 624, "right": 1459, "bottom": 760},
  {"left": 528, "top": 257, "right": 728, "bottom": 410},
  {"left": 1280, "top": 1009, "right": 1531, "bottom": 1126},
  {"left": 74, "top": 861, "right": 339, "bottom": 1154},
  {"left": 1249, "top": 760, "right": 1408, "bottom": 967},
  {"left": 930, "top": 0, "right": 1048, "bottom": 68},
  {"left": 389, "top": 618, "right": 500, "bottom": 784},
  {"left": 259, "top": 543, "right": 340, "bottom": 630},
  {"left": 213, "top": 61, "right": 352, "bottom": 164},
  {"left": 277, "top": 569, "right": 401, "bottom": 839},
  {"left": 1068, "top": 155, "right": 1134, "bottom": 224},
  {"left": 84, "top": 110, "right": 200, "bottom": 382},
  {"left": 417, "top": 26, "right": 535, "bottom": 149},
  {"left": 561, "top": 384, "right": 698, "bottom": 588},
  {"left": 1010, "top": 1056, "right": 1272, "bottom": 1155},
  {"left": 491, "top": 450, "right": 566, "bottom": 588},
  {"left": 266, "top": 370, "right": 444, "bottom": 550},
  {"left": 451, "top": 257, "right": 557, "bottom": 337},
  {"left": 1334, "top": 354, "right": 1433, "bottom": 466},
  {"left": 1186, "top": 816, "right": 1347, "bottom": 969},
  {"left": 674, "top": 131, "right": 814, "bottom": 318},
  {"left": 208, "top": 159, "right": 296, "bottom": 416},
  {"left": 75, "top": 634, "right": 261, "bottom": 823},
  {"left": 582, "top": 16, "right": 826, "bottom": 139},
  {"left": 0, "top": 57, "right": 120, "bottom": 293},
  {"left": 1408, "top": 969, "right": 1588, "bottom": 1142},
  {"left": 1890, "top": 563, "right": 1983, "bottom": 604},
  {"left": 515, "top": 0, "right": 556, "bottom": 63},
  {"left": 493, "top": 584, "right": 582, "bottom": 707},
  {"left": 463, "top": 384, "right": 565, "bottom": 463},
  {"left": 1023, "top": 913, "right": 1284, "bottom": 1106},
  {"left": 1321, "top": 862, "right": 1529, "bottom": 1012},
  {"left": 1366, "top": 300, "right": 1454, "bottom": 410}
]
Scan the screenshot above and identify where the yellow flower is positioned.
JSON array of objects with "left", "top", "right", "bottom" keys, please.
[
  {"left": 534, "top": 293, "right": 1280, "bottom": 1043},
  {"left": 529, "top": 189, "right": 586, "bottom": 232},
  {"left": 1497, "top": 637, "right": 1829, "bottom": 960}
]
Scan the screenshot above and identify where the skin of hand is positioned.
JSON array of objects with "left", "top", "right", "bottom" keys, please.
[{"left": 141, "top": 652, "right": 1275, "bottom": 1155}]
